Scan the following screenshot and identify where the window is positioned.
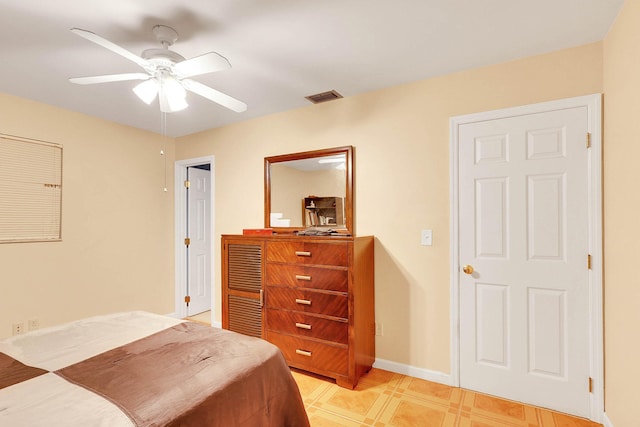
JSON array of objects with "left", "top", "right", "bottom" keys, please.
[{"left": 0, "top": 134, "right": 62, "bottom": 243}]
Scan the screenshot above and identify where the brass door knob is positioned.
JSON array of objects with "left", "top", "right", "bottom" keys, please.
[{"left": 462, "top": 265, "right": 474, "bottom": 275}]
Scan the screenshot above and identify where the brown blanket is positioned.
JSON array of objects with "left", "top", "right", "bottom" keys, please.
[
  {"left": 0, "top": 352, "right": 47, "bottom": 390},
  {"left": 56, "top": 322, "right": 310, "bottom": 427}
]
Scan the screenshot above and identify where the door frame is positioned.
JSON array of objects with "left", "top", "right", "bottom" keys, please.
[
  {"left": 449, "top": 94, "right": 603, "bottom": 421},
  {"left": 174, "top": 155, "right": 216, "bottom": 322}
]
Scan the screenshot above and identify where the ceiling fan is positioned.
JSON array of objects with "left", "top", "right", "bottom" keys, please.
[{"left": 69, "top": 25, "right": 247, "bottom": 113}]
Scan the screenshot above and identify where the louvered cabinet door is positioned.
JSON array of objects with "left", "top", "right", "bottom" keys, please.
[{"left": 222, "top": 238, "right": 264, "bottom": 338}]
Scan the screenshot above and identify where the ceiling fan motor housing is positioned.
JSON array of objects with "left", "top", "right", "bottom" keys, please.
[
  {"left": 142, "top": 26, "right": 186, "bottom": 74},
  {"left": 153, "top": 25, "right": 179, "bottom": 47},
  {"left": 142, "top": 49, "right": 185, "bottom": 66}
]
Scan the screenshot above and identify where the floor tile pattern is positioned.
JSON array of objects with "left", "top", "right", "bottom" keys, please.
[
  {"left": 291, "top": 368, "right": 602, "bottom": 427},
  {"left": 183, "top": 314, "right": 600, "bottom": 427},
  {"left": 184, "top": 310, "right": 211, "bottom": 325}
]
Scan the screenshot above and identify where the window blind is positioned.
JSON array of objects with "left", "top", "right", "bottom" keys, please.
[{"left": 0, "top": 134, "right": 62, "bottom": 243}]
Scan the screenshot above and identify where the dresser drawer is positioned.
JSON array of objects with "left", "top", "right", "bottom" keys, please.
[
  {"left": 266, "top": 309, "right": 348, "bottom": 344},
  {"left": 267, "top": 286, "right": 348, "bottom": 319},
  {"left": 265, "top": 264, "right": 348, "bottom": 292},
  {"left": 266, "top": 241, "right": 348, "bottom": 266},
  {"left": 266, "top": 331, "right": 348, "bottom": 376}
]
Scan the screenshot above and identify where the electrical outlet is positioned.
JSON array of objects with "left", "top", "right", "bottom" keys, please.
[
  {"left": 375, "top": 322, "right": 383, "bottom": 336},
  {"left": 28, "top": 319, "right": 40, "bottom": 331},
  {"left": 12, "top": 322, "right": 25, "bottom": 335}
]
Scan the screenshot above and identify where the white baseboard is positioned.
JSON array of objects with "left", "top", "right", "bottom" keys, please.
[
  {"left": 165, "top": 312, "right": 179, "bottom": 319},
  {"left": 212, "top": 320, "right": 221, "bottom": 329},
  {"left": 374, "top": 358, "right": 609, "bottom": 425},
  {"left": 373, "top": 358, "right": 452, "bottom": 386}
]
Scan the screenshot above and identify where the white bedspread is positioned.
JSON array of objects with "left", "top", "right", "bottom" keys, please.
[
  {"left": 0, "top": 373, "right": 133, "bottom": 427},
  {"left": 0, "top": 311, "right": 185, "bottom": 426}
]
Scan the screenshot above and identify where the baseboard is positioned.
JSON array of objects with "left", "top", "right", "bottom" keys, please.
[
  {"left": 373, "top": 358, "right": 452, "bottom": 386},
  {"left": 165, "top": 312, "right": 179, "bottom": 319},
  {"left": 374, "top": 358, "right": 610, "bottom": 425},
  {"left": 211, "top": 320, "right": 221, "bottom": 329}
]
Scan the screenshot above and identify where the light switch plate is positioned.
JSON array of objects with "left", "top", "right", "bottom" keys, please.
[{"left": 421, "top": 229, "right": 433, "bottom": 246}]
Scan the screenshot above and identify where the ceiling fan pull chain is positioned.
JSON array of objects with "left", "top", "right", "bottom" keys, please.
[{"left": 160, "top": 111, "right": 168, "bottom": 192}]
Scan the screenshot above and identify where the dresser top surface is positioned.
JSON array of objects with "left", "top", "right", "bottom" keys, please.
[{"left": 222, "top": 234, "right": 373, "bottom": 243}]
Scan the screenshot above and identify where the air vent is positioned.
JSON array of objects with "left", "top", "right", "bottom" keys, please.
[{"left": 305, "top": 90, "right": 343, "bottom": 104}]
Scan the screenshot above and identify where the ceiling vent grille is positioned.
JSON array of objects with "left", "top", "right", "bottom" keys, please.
[{"left": 305, "top": 90, "right": 343, "bottom": 104}]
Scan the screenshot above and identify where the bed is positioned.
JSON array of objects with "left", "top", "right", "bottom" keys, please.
[{"left": 0, "top": 311, "right": 310, "bottom": 427}]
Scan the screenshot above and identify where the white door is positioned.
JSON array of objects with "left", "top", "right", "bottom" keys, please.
[
  {"left": 186, "top": 166, "right": 211, "bottom": 315},
  {"left": 458, "top": 106, "right": 592, "bottom": 416}
]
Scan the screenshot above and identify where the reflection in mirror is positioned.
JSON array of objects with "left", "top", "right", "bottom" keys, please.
[
  {"left": 270, "top": 155, "right": 346, "bottom": 227},
  {"left": 265, "top": 146, "right": 353, "bottom": 233}
]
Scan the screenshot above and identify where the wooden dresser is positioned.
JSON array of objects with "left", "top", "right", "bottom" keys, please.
[{"left": 222, "top": 234, "right": 374, "bottom": 389}]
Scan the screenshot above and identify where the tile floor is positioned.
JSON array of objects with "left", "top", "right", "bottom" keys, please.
[
  {"left": 183, "top": 312, "right": 600, "bottom": 426},
  {"left": 184, "top": 310, "right": 211, "bottom": 325},
  {"left": 291, "top": 368, "right": 602, "bottom": 427}
]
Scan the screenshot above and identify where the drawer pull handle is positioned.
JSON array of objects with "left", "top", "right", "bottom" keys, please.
[
  {"left": 295, "top": 322, "right": 312, "bottom": 330},
  {"left": 295, "top": 275, "right": 311, "bottom": 281},
  {"left": 295, "top": 298, "right": 312, "bottom": 306},
  {"left": 296, "top": 349, "right": 312, "bottom": 357},
  {"left": 295, "top": 251, "right": 311, "bottom": 257}
]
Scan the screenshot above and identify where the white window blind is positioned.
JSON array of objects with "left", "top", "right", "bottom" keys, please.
[{"left": 0, "top": 134, "right": 63, "bottom": 243}]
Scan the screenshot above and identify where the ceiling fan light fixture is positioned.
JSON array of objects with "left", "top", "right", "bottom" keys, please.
[
  {"left": 161, "top": 75, "right": 187, "bottom": 100},
  {"left": 318, "top": 158, "right": 344, "bottom": 164},
  {"left": 159, "top": 75, "right": 188, "bottom": 112},
  {"left": 167, "top": 93, "right": 188, "bottom": 112},
  {"left": 158, "top": 86, "right": 188, "bottom": 113},
  {"left": 133, "top": 79, "right": 159, "bottom": 104}
]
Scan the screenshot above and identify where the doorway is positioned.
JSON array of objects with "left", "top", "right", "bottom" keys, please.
[
  {"left": 449, "top": 95, "right": 603, "bottom": 421},
  {"left": 174, "top": 156, "right": 215, "bottom": 321}
]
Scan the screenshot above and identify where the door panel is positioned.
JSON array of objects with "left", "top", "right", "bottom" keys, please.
[
  {"left": 475, "top": 177, "right": 508, "bottom": 258},
  {"left": 458, "top": 106, "right": 590, "bottom": 417},
  {"left": 187, "top": 167, "right": 211, "bottom": 315},
  {"left": 528, "top": 174, "right": 565, "bottom": 260},
  {"left": 528, "top": 288, "right": 566, "bottom": 379},
  {"left": 475, "top": 283, "right": 509, "bottom": 368}
]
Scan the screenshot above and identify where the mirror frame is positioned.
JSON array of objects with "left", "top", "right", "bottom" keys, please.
[{"left": 264, "top": 145, "right": 353, "bottom": 234}]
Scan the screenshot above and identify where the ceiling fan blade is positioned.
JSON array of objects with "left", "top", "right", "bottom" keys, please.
[
  {"left": 69, "top": 73, "right": 150, "bottom": 85},
  {"left": 182, "top": 79, "right": 247, "bottom": 113},
  {"left": 173, "top": 52, "right": 231, "bottom": 78},
  {"left": 70, "top": 28, "right": 149, "bottom": 68}
]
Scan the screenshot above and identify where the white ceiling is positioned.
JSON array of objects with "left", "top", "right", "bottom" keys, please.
[{"left": 0, "top": 0, "right": 623, "bottom": 137}]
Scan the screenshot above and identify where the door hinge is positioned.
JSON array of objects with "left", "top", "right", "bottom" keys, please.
[
  {"left": 587, "top": 254, "right": 592, "bottom": 270},
  {"left": 586, "top": 132, "right": 591, "bottom": 148},
  {"left": 589, "top": 376, "right": 593, "bottom": 393},
  {"left": 184, "top": 179, "right": 191, "bottom": 188},
  {"left": 184, "top": 295, "right": 191, "bottom": 306},
  {"left": 184, "top": 237, "right": 191, "bottom": 246}
]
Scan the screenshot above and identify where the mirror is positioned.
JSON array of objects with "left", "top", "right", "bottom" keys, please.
[{"left": 265, "top": 146, "right": 353, "bottom": 234}]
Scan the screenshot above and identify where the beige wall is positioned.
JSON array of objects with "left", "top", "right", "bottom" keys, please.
[
  {"left": 0, "top": 93, "right": 176, "bottom": 338},
  {"left": 270, "top": 165, "right": 306, "bottom": 225},
  {"left": 603, "top": 1, "right": 640, "bottom": 425},
  {"left": 176, "top": 42, "right": 602, "bottom": 373}
]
